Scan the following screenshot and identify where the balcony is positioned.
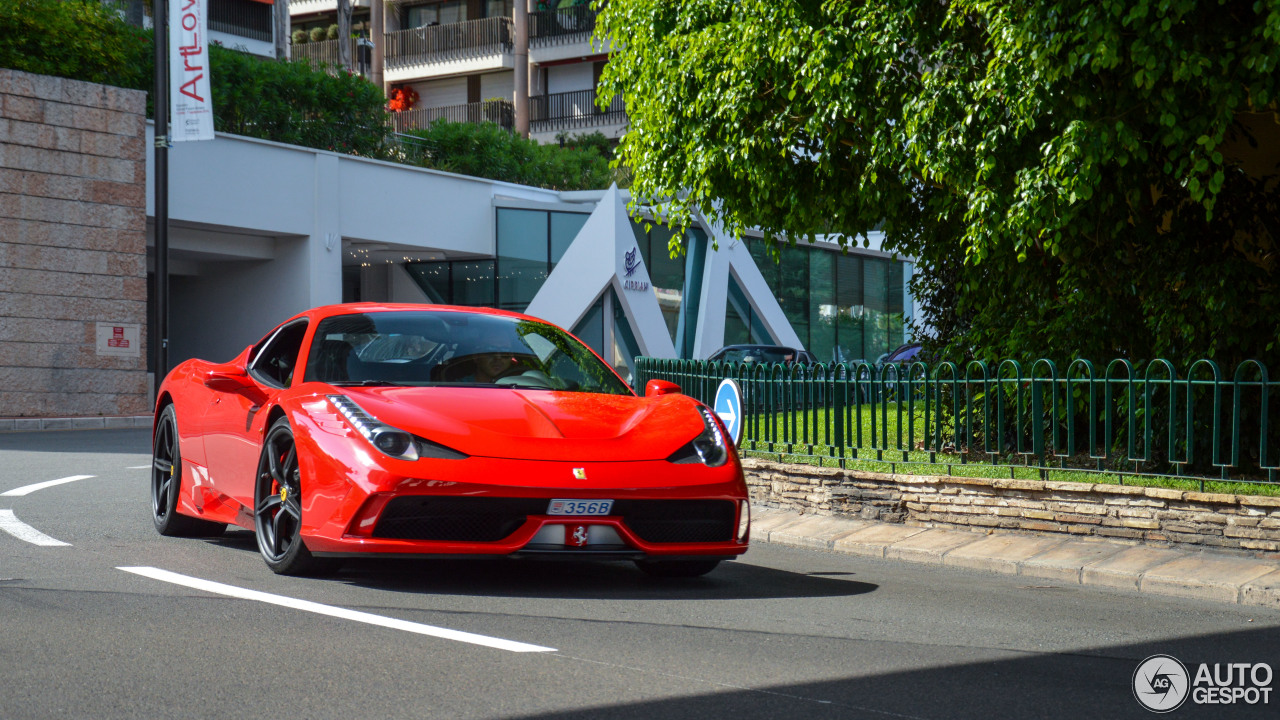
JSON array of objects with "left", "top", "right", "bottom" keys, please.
[
  {"left": 392, "top": 100, "right": 515, "bottom": 133},
  {"left": 384, "top": 17, "right": 514, "bottom": 81},
  {"left": 529, "top": 6, "right": 597, "bottom": 47},
  {"left": 530, "top": 89, "right": 625, "bottom": 134},
  {"left": 288, "top": 0, "right": 370, "bottom": 17},
  {"left": 291, "top": 38, "right": 371, "bottom": 76}
]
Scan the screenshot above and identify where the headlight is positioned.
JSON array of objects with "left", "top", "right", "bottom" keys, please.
[
  {"left": 327, "top": 395, "right": 466, "bottom": 461},
  {"left": 667, "top": 405, "right": 729, "bottom": 467}
]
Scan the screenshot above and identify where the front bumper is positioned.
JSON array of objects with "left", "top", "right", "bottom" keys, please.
[{"left": 295, "top": 432, "right": 750, "bottom": 559}]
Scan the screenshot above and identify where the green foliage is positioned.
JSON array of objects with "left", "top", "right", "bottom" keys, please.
[
  {"left": 210, "top": 48, "right": 389, "bottom": 155},
  {"left": 0, "top": 0, "right": 151, "bottom": 91},
  {"left": 599, "top": 0, "right": 1280, "bottom": 369},
  {"left": 292, "top": 29, "right": 309, "bottom": 45},
  {"left": 399, "top": 121, "right": 615, "bottom": 191},
  {"left": 0, "top": 0, "right": 388, "bottom": 158}
]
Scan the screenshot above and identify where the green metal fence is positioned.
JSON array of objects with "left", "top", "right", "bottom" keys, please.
[{"left": 634, "top": 357, "right": 1278, "bottom": 491}]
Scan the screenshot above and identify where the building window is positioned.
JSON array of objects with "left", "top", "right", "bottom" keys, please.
[{"left": 406, "top": 0, "right": 468, "bottom": 28}]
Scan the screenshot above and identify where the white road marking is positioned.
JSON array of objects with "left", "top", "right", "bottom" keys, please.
[
  {"left": 126, "top": 465, "right": 150, "bottom": 470},
  {"left": 0, "top": 510, "right": 71, "bottom": 547},
  {"left": 1, "top": 475, "right": 95, "bottom": 497},
  {"left": 116, "top": 566, "right": 558, "bottom": 654}
]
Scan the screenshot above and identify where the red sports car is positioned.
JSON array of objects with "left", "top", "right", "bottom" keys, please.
[{"left": 151, "top": 303, "right": 749, "bottom": 577}]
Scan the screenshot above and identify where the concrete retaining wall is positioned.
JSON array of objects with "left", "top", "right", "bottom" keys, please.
[
  {"left": 743, "top": 457, "right": 1280, "bottom": 554},
  {"left": 0, "top": 69, "right": 149, "bottom": 418}
]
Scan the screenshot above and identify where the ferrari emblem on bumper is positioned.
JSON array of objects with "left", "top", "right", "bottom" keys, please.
[
  {"left": 572, "top": 467, "right": 587, "bottom": 480},
  {"left": 569, "top": 525, "right": 588, "bottom": 546}
]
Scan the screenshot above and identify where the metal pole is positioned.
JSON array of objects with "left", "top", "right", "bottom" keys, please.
[
  {"left": 514, "top": 0, "right": 529, "bottom": 137},
  {"left": 153, "top": 0, "right": 170, "bottom": 398}
]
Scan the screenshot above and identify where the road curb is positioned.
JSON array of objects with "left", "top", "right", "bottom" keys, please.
[
  {"left": 0, "top": 416, "right": 151, "bottom": 432},
  {"left": 751, "top": 505, "right": 1280, "bottom": 608}
]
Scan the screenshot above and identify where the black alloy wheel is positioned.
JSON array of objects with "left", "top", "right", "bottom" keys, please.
[
  {"left": 151, "top": 405, "right": 225, "bottom": 537},
  {"left": 253, "top": 417, "right": 340, "bottom": 576}
]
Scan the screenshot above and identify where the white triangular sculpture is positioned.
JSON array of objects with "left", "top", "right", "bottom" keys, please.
[{"left": 524, "top": 185, "right": 677, "bottom": 357}]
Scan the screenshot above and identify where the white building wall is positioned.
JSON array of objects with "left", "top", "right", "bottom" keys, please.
[{"left": 415, "top": 77, "right": 468, "bottom": 108}]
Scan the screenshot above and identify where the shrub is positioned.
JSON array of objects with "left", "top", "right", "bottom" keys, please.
[
  {"left": 309, "top": 27, "right": 326, "bottom": 42},
  {"left": 0, "top": 0, "right": 151, "bottom": 92},
  {"left": 326, "top": 24, "right": 340, "bottom": 41},
  {"left": 211, "top": 47, "right": 389, "bottom": 156},
  {"left": 400, "top": 121, "right": 614, "bottom": 191},
  {"left": 292, "top": 29, "right": 308, "bottom": 45}
]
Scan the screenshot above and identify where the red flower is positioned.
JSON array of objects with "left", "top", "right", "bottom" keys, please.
[{"left": 386, "top": 86, "right": 419, "bottom": 113}]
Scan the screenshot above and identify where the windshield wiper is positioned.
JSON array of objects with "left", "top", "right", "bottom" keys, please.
[{"left": 329, "top": 380, "right": 399, "bottom": 387}]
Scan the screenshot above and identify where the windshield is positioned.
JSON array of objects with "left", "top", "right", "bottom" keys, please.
[
  {"left": 303, "top": 310, "right": 632, "bottom": 395},
  {"left": 717, "top": 347, "right": 799, "bottom": 364}
]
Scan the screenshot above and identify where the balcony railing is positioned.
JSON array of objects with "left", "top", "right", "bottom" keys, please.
[
  {"left": 209, "top": 0, "right": 273, "bottom": 42},
  {"left": 530, "top": 89, "right": 625, "bottom": 133},
  {"left": 292, "top": 38, "right": 369, "bottom": 76},
  {"left": 392, "top": 100, "right": 515, "bottom": 133},
  {"left": 529, "top": 6, "right": 597, "bottom": 47},
  {"left": 384, "top": 17, "right": 514, "bottom": 68}
]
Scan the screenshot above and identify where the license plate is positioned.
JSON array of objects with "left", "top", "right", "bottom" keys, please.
[{"left": 547, "top": 499, "right": 614, "bottom": 516}]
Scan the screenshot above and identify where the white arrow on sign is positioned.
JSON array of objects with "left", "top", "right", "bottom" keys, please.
[{"left": 716, "top": 396, "right": 737, "bottom": 430}]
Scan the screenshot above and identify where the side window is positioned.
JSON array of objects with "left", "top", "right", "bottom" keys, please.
[{"left": 249, "top": 321, "right": 309, "bottom": 388}]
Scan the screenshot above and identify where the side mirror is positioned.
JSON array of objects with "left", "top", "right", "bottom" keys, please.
[
  {"left": 203, "top": 363, "right": 267, "bottom": 404},
  {"left": 645, "top": 379, "right": 682, "bottom": 397}
]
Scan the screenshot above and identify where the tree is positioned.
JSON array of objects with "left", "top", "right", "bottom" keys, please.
[{"left": 597, "top": 0, "right": 1280, "bottom": 367}]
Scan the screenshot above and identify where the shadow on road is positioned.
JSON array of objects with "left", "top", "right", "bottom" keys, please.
[
  {"left": 503, "top": 626, "right": 1280, "bottom": 720},
  {"left": 334, "top": 554, "right": 877, "bottom": 601},
  {"left": 206, "top": 530, "right": 876, "bottom": 600}
]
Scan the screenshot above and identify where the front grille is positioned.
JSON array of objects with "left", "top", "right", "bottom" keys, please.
[
  {"left": 615, "top": 500, "right": 736, "bottom": 544},
  {"left": 372, "top": 497, "right": 737, "bottom": 544},
  {"left": 374, "top": 497, "right": 544, "bottom": 542}
]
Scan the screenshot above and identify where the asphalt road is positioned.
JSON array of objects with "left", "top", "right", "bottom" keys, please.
[{"left": 2, "top": 429, "right": 1278, "bottom": 720}]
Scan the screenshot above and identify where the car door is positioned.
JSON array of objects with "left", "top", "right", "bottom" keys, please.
[{"left": 202, "top": 319, "right": 309, "bottom": 524}]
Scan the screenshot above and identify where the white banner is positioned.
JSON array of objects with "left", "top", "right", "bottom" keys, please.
[{"left": 170, "top": 0, "right": 214, "bottom": 142}]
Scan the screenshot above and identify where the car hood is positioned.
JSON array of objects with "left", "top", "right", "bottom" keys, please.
[{"left": 330, "top": 386, "right": 705, "bottom": 462}]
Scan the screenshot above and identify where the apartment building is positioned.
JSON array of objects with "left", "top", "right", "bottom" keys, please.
[{"left": 289, "top": 0, "right": 622, "bottom": 143}]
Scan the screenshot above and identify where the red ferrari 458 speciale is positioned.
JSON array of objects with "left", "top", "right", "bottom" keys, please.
[{"left": 151, "top": 303, "right": 749, "bottom": 576}]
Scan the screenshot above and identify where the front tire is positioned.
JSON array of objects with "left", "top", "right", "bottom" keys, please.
[
  {"left": 253, "top": 418, "right": 341, "bottom": 576},
  {"left": 151, "top": 405, "right": 226, "bottom": 537},
  {"left": 634, "top": 559, "right": 721, "bottom": 578}
]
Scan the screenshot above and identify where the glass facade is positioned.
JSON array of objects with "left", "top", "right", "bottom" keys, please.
[
  {"left": 630, "top": 221, "right": 709, "bottom": 348},
  {"left": 496, "top": 207, "right": 592, "bottom": 312},
  {"left": 401, "top": 207, "right": 909, "bottom": 367},
  {"left": 739, "top": 240, "right": 907, "bottom": 363}
]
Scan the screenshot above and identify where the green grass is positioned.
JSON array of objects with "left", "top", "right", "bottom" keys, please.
[{"left": 739, "top": 405, "right": 1280, "bottom": 498}]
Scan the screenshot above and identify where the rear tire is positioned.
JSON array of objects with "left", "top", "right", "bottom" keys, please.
[
  {"left": 151, "top": 405, "right": 227, "bottom": 538},
  {"left": 634, "top": 559, "right": 721, "bottom": 578},
  {"left": 253, "top": 417, "right": 342, "bottom": 576}
]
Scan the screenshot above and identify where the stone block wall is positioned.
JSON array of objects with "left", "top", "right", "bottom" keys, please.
[
  {"left": 0, "top": 69, "right": 149, "bottom": 417},
  {"left": 743, "top": 458, "right": 1280, "bottom": 554}
]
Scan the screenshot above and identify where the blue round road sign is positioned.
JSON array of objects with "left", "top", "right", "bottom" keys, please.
[{"left": 714, "top": 379, "right": 743, "bottom": 446}]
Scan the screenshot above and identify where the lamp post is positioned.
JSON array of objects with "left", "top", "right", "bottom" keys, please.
[{"left": 153, "top": 0, "right": 171, "bottom": 400}]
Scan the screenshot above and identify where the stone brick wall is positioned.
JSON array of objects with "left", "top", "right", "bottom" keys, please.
[
  {"left": 744, "top": 458, "right": 1280, "bottom": 554},
  {"left": 0, "top": 69, "right": 149, "bottom": 418}
]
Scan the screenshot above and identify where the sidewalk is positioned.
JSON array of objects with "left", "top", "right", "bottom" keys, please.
[{"left": 751, "top": 505, "right": 1280, "bottom": 609}]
